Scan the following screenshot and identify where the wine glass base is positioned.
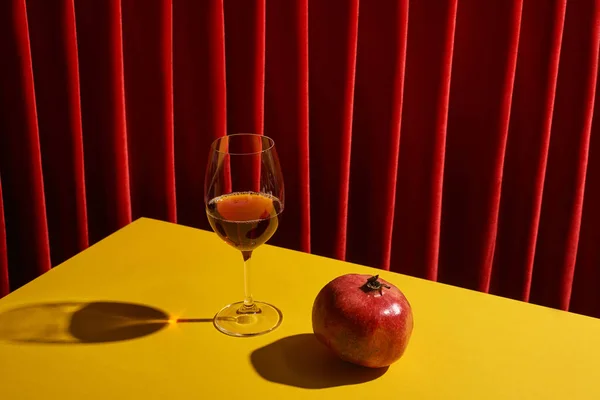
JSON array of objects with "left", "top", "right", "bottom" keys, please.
[{"left": 213, "top": 301, "right": 283, "bottom": 337}]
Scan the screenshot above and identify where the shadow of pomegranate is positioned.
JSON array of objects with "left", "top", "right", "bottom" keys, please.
[{"left": 250, "top": 333, "right": 388, "bottom": 389}]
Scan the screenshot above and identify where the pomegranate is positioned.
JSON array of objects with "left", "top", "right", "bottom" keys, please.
[{"left": 312, "top": 274, "right": 414, "bottom": 368}]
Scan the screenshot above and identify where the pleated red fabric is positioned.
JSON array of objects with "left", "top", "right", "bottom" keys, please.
[
  {"left": 346, "top": 0, "right": 409, "bottom": 270},
  {"left": 0, "top": 0, "right": 51, "bottom": 291},
  {"left": 122, "top": 0, "right": 177, "bottom": 225},
  {"left": 308, "top": 0, "right": 359, "bottom": 261},
  {"left": 528, "top": 0, "right": 600, "bottom": 312},
  {"left": 26, "top": 0, "right": 89, "bottom": 268},
  {"left": 391, "top": 0, "right": 458, "bottom": 282},
  {"left": 75, "top": 0, "right": 132, "bottom": 245},
  {"left": 264, "top": 0, "right": 311, "bottom": 252},
  {"left": 2, "top": 0, "right": 600, "bottom": 318},
  {"left": 0, "top": 179, "right": 9, "bottom": 297},
  {"left": 438, "top": 0, "right": 523, "bottom": 294},
  {"left": 491, "top": 0, "right": 567, "bottom": 305},
  {"left": 173, "top": 0, "right": 227, "bottom": 231}
]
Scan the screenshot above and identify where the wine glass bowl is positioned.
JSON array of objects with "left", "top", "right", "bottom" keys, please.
[{"left": 204, "top": 133, "right": 284, "bottom": 337}]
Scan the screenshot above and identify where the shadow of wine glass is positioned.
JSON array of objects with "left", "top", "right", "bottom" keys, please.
[
  {"left": 0, "top": 302, "right": 171, "bottom": 344},
  {"left": 250, "top": 333, "right": 388, "bottom": 389}
]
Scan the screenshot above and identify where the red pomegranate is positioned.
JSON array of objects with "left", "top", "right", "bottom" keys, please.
[{"left": 312, "top": 274, "right": 414, "bottom": 368}]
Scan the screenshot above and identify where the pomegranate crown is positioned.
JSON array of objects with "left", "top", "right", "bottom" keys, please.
[{"left": 361, "top": 275, "right": 391, "bottom": 295}]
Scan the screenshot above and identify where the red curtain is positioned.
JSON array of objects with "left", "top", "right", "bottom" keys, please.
[{"left": 1, "top": 0, "right": 600, "bottom": 318}]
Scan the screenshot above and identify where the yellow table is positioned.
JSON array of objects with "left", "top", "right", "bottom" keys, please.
[{"left": 1, "top": 218, "right": 599, "bottom": 399}]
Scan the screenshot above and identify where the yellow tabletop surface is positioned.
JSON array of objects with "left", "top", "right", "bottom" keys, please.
[{"left": 1, "top": 218, "right": 599, "bottom": 399}]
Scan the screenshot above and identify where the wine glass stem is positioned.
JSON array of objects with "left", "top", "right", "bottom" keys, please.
[{"left": 240, "top": 250, "right": 258, "bottom": 312}]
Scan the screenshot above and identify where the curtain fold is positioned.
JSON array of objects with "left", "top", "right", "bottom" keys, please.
[
  {"left": 26, "top": 0, "right": 89, "bottom": 269},
  {"left": 0, "top": 0, "right": 51, "bottom": 291},
  {"left": 572, "top": 69, "right": 600, "bottom": 318},
  {"left": 75, "top": 0, "right": 132, "bottom": 245},
  {"left": 173, "top": 0, "right": 227, "bottom": 231},
  {"left": 2, "top": 0, "right": 600, "bottom": 318},
  {"left": 491, "top": 0, "right": 568, "bottom": 305},
  {"left": 438, "top": 0, "right": 523, "bottom": 294},
  {"left": 391, "top": 0, "right": 457, "bottom": 282},
  {"left": 308, "top": 0, "right": 359, "bottom": 261},
  {"left": 224, "top": 0, "right": 265, "bottom": 137},
  {"left": 0, "top": 179, "right": 9, "bottom": 296},
  {"left": 122, "top": 0, "right": 177, "bottom": 224},
  {"left": 346, "top": 0, "right": 408, "bottom": 270},
  {"left": 528, "top": 0, "right": 600, "bottom": 312},
  {"left": 264, "top": 0, "right": 310, "bottom": 253}
]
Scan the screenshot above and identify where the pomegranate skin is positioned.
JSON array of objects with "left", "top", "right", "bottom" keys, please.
[{"left": 312, "top": 273, "right": 414, "bottom": 368}]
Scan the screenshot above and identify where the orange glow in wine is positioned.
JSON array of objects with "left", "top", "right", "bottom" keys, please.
[{"left": 206, "top": 191, "right": 283, "bottom": 251}]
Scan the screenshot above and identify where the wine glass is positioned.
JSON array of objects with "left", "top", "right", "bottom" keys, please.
[{"left": 204, "top": 133, "right": 285, "bottom": 337}]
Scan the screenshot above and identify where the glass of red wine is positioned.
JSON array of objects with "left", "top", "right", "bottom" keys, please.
[{"left": 204, "top": 133, "right": 284, "bottom": 336}]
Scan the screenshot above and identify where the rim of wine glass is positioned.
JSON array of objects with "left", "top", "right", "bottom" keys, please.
[{"left": 210, "top": 133, "right": 275, "bottom": 155}]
